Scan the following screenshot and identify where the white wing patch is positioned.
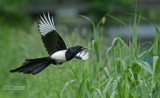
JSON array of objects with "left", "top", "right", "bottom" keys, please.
[
  {"left": 76, "top": 51, "right": 89, "bottom": 60},
  {"left": 38, "top": 13, "right": 56, "bottom": 36}
]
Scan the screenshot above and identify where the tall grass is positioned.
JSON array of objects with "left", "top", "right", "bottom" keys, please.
[
  {"left": 0, "top": 13, "right": 160, "bottom": 98},
  {"left": 80, "top": 13, "right": 160, "bottom": 97}
]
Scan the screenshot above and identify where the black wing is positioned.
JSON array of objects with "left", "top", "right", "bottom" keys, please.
[{"left": 38, "top": 13, "right": 67, "bottom": 55}]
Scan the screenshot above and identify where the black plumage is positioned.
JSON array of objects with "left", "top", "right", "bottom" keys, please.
[
  {"left": 10, "top": 57, "right": 52, "bottom": 75},
  {"left": 41, "top": 31, "right": 67, "bottom": 55},
  {"left": 10, "top": 13, "right": 89, "bottom": 75}
]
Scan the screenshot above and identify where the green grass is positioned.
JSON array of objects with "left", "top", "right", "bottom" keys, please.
[{"left": 0, "top": 14, "right": 160, "bottom": 98}]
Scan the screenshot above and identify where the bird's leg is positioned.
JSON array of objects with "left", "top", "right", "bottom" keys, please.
[
  {"left": 57, "top": 62, "right": 63, "bottom": 65},
  {"left": 51, "top": 59, "right": 58, "bottom": 65},
  {"left": 51, "top": 59, "right": 63, "bottom": 65}
]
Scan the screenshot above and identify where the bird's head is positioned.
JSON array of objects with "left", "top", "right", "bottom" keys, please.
[
  {"left": 68, "top": 46, "right": 86, "bottom": 55},
  {"left": 65, "top": 46, "right": 87, "bottom": 61}
]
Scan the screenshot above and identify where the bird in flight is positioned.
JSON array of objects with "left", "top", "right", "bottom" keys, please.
[{"left": 10, "top": 13, "right": 89, "bottom": 75}]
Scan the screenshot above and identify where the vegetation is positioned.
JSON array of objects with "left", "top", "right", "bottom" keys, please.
[
  {"left": 0, "top": 13, "right": 160, "bottom": 98},
  {"left": 86, "top": 0, "right": 133, "bottom": 20}
]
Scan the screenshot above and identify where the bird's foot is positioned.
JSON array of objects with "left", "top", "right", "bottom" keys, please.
[
  {"left": 57, "top": 62, "right": 63, "bottom": 65},
  {"left": 51, "top": 59, "right": 63, "bottom": 65}
]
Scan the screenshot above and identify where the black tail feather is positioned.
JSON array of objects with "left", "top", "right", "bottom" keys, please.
[{"left": 10, "top": 57, "right": 51, "bottom": 75}]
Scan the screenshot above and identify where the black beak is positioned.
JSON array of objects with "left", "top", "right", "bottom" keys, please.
[{"left": 81, "top": 47, "right": 86, "bottom": 50}]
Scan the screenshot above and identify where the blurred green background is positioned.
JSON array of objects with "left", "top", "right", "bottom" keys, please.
[{"left": 0, "top": 0, "right": 160, "bottom": 98}]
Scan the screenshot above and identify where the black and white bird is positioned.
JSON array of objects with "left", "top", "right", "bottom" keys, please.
[{"left": 10, "top": 13, "right": 89, "bottom": 75}]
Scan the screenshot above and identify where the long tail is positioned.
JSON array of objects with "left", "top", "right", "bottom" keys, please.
[{"left": 10, "top": 57, "right": 52, "bottom": 75}]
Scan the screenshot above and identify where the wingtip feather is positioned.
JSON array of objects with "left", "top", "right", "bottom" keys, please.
[
  {"left": 38, "top": 13, "right": 56, "bottom": 36},
  {"left": 76, "top": 51, "right": 89, "bottom": 60}
]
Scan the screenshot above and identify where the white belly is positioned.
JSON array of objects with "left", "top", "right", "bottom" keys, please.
[{"left": 50, "top": 50, "right": 67, "bottom": 63}]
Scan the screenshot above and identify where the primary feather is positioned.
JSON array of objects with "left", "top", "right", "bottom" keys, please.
[
  {"left": 39, "top": 13, "right": 56, "bottom": 36},
  {"left": 38, "top": 13, "right": 67, "bottom": 55},
  {"left": 75, "top": 51, "right": 89, "bottom": 60}
]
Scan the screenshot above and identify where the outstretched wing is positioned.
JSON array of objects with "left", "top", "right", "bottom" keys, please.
[
  {"left": 38, "top": 13, "right": 67, "bottom": 55},
  {"left": 75, "top": 51, "right": 89, "bottom": 60}
]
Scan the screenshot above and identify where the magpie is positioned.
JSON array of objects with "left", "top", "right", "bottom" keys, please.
[{"left": 10, "top": 13, "right": 89, "bottom": 75}]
